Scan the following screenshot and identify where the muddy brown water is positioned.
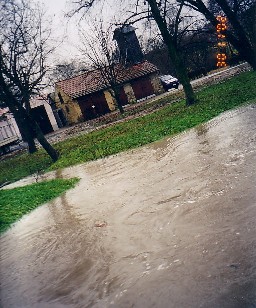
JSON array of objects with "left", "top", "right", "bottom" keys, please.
[{"left": 1, "top": 104, "right": 256, "bottom": 308}]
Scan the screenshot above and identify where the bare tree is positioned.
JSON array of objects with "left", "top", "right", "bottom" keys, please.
[
  {"left": 0, "top": 0, "right": 59, "bottom": 161},
  {"left": 71, "top": 0, "right": 256, "bottom": 75},
  {"left": 179, "top": 0, "right": 256, "bottom": 70},
  {"left": 137, "top": 0, "right": 198, "bottom": 104},
  {"left": 50, "top": 60, "right": 89, "bottom": 82},
  {"left": 70, "top": 0, "right": 197, "bottom": 105},
  {"left": 80, "top": 22, "right": 125, "bottom": 113}
]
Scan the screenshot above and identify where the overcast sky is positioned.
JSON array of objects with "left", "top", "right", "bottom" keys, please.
[
  {"left": 35, "top": 0, "right": 203, "bottom": 65},
  {"left": 38, "top": 0, "right": 81, "bottom": 62},
  {"left": 38, "top": 0, "right": 136, "bottom": 63}
]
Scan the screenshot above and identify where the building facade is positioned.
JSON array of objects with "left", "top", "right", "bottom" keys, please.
[
  {"left": 54, "top": 61, "right": 164, "bottom": 124},
  {"left": 30, "top": 97, "right": 59, "bottom": 134},
  {"left": 0, "top": 97, "right": 59, "bottom": 150}
]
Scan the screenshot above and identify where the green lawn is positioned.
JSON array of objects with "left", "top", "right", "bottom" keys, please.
[
  {"left": 0, "top": 71, "right": 255, "bottom": 185},
  {"left": 0, "top": 178, "right": 79, "bottom": 233}
]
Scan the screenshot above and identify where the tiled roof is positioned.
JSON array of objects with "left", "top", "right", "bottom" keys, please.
[{"left": 56, "top": 61, "right": 159, "bottom": 99}]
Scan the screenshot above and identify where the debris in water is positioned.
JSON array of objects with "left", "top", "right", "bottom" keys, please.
[
  {"left": 157, "top": 264, "right": 165, "bottom": 270},
  {"left": 228, "top": 264, "right": 239, "bottom": 269},
  {"left": 94, "top": 221, "right": 107, "bottom": 227}
]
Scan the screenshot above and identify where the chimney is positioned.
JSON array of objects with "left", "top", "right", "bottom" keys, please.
[{"left": 113, "top": 25, "right": 144, "bottom": 66}]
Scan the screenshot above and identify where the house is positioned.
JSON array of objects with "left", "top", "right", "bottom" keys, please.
[
  {"left": 29, "top": 97, "right": 59, "bottom": 134},
  {"left": 52, "top": 25, "right": 165, "bottom": 125},
  {"left": 54, "top": 61, "right": 164, "bottom": 124},
  {"left": 0, "top": 97, "right": 59, "bottom": 150},
  {"left": 0, "top": 108, "right": 20, "bottom": 154}
]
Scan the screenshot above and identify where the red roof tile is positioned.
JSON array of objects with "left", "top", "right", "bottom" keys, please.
[{"left": 56, "top": 61, "right": 159, "bottom": 99}]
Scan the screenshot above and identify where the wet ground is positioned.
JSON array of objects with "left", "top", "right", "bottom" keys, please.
[{"left": 1, "top": 104, "right": 256, "bottom": 308}]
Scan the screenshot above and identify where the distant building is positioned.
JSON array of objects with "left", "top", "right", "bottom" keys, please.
[
  {"left": 0, "top": 108, "right": 20, "bottom": 154},
  {"left": 53, "top": 61, "right": 164, "bottom": 124},
  {"left": 0, "top": 97, "right": 59, "bottom": 150},
  {"left": 0, "top": 108, "right": 20, "bottom": 138},
  {"left": 30, "top": 97, "right": 59, "bottom": 134},
  {"left": 113, "top": 25, "right": 144, "bottom": 65},
  {"left": 51, "top": 26, "right": 165, "bottom": 125}
]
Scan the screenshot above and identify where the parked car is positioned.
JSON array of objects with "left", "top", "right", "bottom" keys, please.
[{"left": 160, "top": 75, "right": 179, "bottom": 91}]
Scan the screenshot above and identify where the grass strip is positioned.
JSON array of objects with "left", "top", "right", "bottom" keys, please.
[
  {"left": 0, "top": 71, "right": 255, "bottom": 184},
  {"left": 0, "top": 178, "right": 79, "bottom": 233}
]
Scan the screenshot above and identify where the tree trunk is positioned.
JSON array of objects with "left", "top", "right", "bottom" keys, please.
[
  {"left": 31, "top": 117, "right": 59, "bottom": 162},
  {"left": 25, "top": 111, "right": 59, "bottom": 162},
  {"left": 147, "top": 0, "right": 197, "bottom": 105},
  {"left": 18, "top": 113, "right": 38, "bottom": 154},
  {"left": 226, "top": 33, "right": 256, "bottom": 70},
  {"left": 7, "top": 98, "right": 59, "bottom": 161},
  {"left": 214, "top": 0, "right": 256, "bottom": 70},
  {"left": 183, "top": 0, "right": 256, "bottom": 70},
  {"left": 7, "top": 99, "right": 37, "bottom": 153},
  {"left": 112, "top": 86, "right": 125, "bottom": 114},
  {"left": 21, "top": 96, "right": 59, "bottom": 162}
]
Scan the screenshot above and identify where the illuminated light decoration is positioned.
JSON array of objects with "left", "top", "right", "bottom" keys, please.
[
  {"left": 216, "top": 24, "right": 227, "bottom": 32},
  {"left": 216, "top": 16, "right": 227, "bottom": 23},
  {"left": 217, "top": 53, "right": 227, "bottom": 67},
  {"left": 217, "top": 61, "right": 227, "bottom": 67},
  {"left": 217, "top": 53, "right": 227, "bottom": 60},
  {"left": 217, "top": 42, "right": 227, "bottom": 47},
  {"left": 216, "top": 15, "right": 228, "bottom": 67}
]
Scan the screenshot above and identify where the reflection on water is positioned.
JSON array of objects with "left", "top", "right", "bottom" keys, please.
[{"left": 1, "top": 104, "right": 256, "bottom": 307}]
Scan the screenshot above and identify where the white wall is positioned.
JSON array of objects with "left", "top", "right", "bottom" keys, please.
[
  {"left": 0, "top": 109, "right": 21, "bottom": 140},
  {"left": 30, "top": 99, "right": 59, "bottom": 131}
]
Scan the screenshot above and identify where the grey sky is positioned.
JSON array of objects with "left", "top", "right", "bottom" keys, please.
[
  {"left": 38, "top": 0, "right": 81, "bottom": 61},
  {"left": 38, "top": 0, "right": 200, "bottom": 64},
  {"left": 39, "top": 0, "right": 135, "bottom": 63}
]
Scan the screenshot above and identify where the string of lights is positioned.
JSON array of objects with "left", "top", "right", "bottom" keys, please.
[{"left": 216, "top": 16, "right": 227, "bottom": 67}]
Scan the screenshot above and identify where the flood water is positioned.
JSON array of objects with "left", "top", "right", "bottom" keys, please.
[{"left": 1, "top": 104, "right": 256, "bottom": 308}]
